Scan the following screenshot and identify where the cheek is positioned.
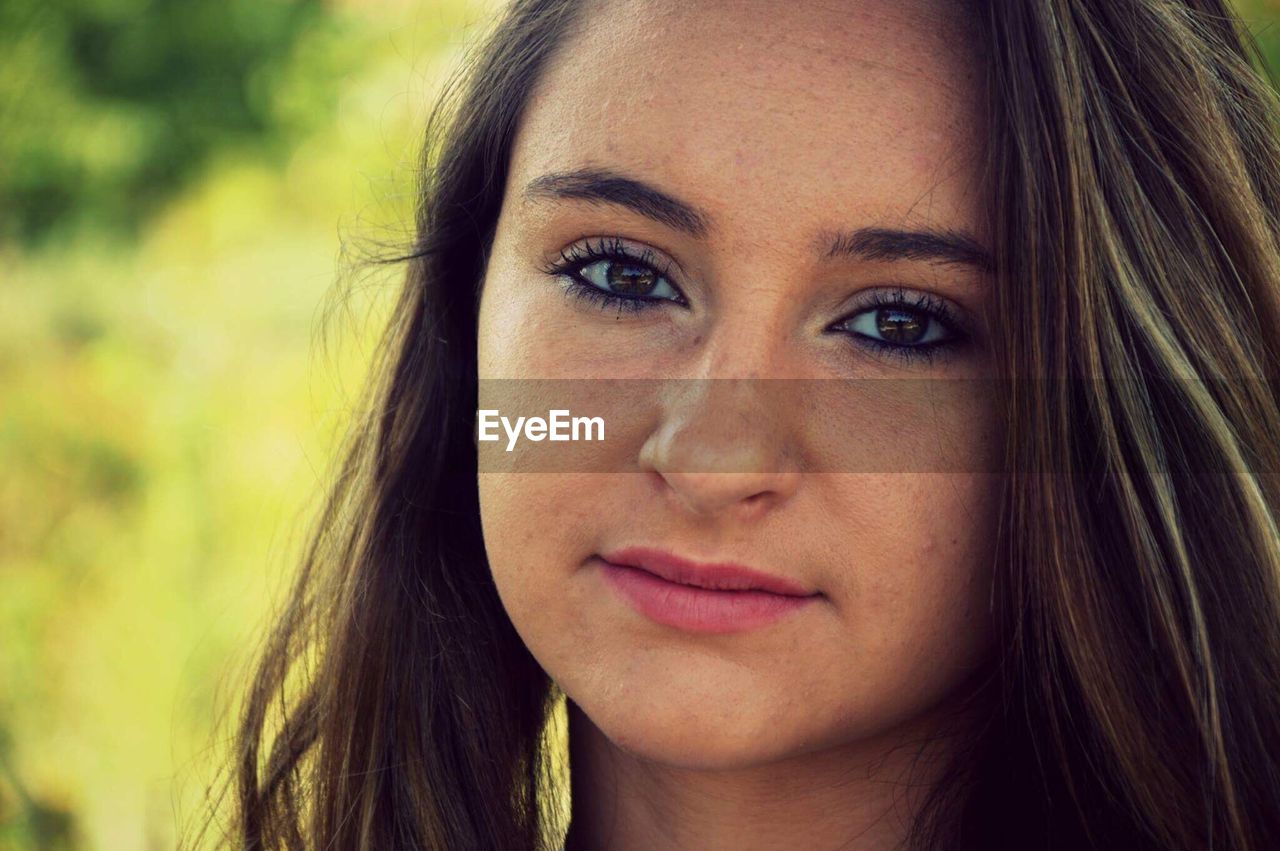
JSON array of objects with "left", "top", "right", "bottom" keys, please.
[
  {"left": 477, "top": 261, "right": 549, "bottom": 378},
  {"left": 477, "top": 471, "right": 608, "bottom": 670},
  {"left": 477, "top": 472, "right": 593, "bottom": 606},
  {"left": 829, "top": 473, "right": 999, "bottom": 690}
]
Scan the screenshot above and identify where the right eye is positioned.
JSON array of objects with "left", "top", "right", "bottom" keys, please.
[
  {"left": 572, "top": 257, "right": 684, "bottom": 302},
  {"left": 541, "top": 236, "right": 688, "bottom": 313}
]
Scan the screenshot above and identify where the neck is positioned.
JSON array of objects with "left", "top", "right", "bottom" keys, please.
[{"left": 561, "top": 699, "right": 973, "bottom": 851}]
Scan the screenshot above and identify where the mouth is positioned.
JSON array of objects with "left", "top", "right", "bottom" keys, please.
[{"left": 596, "top": 546, "right": 821, "bottom": 634}]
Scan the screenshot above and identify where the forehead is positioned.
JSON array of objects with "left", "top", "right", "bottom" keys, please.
[{"left": 510, "top": 0, "right": 985, "bottom": 242}]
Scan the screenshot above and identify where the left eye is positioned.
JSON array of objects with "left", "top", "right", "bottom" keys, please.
[
  {"left": 576, "top": 259, "right": 682, "bottom": 301},
  {"left": 837, "top": 306, "right": 952, "bottom": 347}
]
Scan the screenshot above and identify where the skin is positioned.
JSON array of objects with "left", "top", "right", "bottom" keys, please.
[{"left": 476, "top": 0, "right": 1001, "bottom": 847}]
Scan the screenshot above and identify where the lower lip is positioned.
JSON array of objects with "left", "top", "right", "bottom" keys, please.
[{"left": 597, "top": 558, "right": 818, "bottom": 634}]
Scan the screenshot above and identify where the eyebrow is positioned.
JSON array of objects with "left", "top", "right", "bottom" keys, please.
[
  {"left": 820, "top": 227, "right": 992, "bottom": 272},
  {"left": 523, "top": 167, "right": 992, "bottom": 271},
  {"left": 525, "top": 168, "right": 712, "bottom": 239}
]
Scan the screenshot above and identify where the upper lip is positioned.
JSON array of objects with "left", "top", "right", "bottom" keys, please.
[{"left": 599, "top": 546, "right": 818, "bottom": 597}]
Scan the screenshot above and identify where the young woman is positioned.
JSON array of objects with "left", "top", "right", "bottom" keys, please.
[{"left": 212, "top": 0, "right": 1280, "bottom": 848}]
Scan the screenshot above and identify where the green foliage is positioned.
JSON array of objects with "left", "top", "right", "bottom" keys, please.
[
  {"left": 0, "top": 1, "right": 487, "bottom": 847},
  {"left": 0, "top": 0, "right": 354, "bottom": 245}
]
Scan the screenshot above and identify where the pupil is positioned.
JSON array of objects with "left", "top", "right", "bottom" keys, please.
[
  {"left": 607, "top": 262, "right": 657, "bottom": 295},
  {"left": 876, "top": 309, "right": 925, "bottom": 344}
]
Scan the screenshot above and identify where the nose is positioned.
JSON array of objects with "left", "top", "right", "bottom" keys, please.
[{"left": 638, "top": 377, "right": 802, "bottom": 519}]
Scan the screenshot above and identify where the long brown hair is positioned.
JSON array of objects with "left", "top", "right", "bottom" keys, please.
[{"left": 196, "top": 0, "right": 1280, "bottom": 848}]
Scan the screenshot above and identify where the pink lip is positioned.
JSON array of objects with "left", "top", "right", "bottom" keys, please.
[{"left": 597, "top": 546, "right": 820, "bottom": 634}]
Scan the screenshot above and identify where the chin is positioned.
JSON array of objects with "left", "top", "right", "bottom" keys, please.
[
  {"left": 606, "top": 719, "right": 784, "bottom": 771},
  {"left": 575, "top": 687, "right": 808, "bottom": 771}
]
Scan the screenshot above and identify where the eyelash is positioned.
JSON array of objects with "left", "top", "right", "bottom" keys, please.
[
  {"left": 832, "top": 287, "right": 967, "bottom": 366},
  {"left": 539, "top": 238, "right": 967, "bottom": 366},
  {"left": 540, "top": 236, "right": 687, "bottom": 313}
]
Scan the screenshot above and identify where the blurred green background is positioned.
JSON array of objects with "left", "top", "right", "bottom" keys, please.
[
  {"left": 1, "top": 0, "right": 1279, "bottom": 848},
  {"left": 0, "top": 0, "right": 492, "bottom": 847}
]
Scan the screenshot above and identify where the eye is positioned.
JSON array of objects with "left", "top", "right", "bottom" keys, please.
[
  {"left": 576, "top": 257, "right": 683, "bottom": 302},
  {"left": 540, "top": 236, "right": 686, "bottom": 314},
  {"left": 842, "top": 306, "right": 950, "bottom": 346},
  {"left": 829, "top": 288, "right": 968, "bottom": 366}
]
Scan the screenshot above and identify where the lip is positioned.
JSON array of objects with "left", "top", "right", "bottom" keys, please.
[{"left": 597, "top": 546, "right": 820, "bottom": 634}]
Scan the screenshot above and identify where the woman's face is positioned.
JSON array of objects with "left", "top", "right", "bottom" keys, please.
[{"left": 477, "top": 0, "right": 1001, "bottom": 769}]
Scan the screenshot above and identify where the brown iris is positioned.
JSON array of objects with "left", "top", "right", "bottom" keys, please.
[
  {"left": 605, "top": 262, "right": 659, "bottom": 296},
  {"left": 875, "top": 308, "right": 926, "bottom": 344}
]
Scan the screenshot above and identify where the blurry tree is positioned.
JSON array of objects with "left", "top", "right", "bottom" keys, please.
[{"left": 0, "top": 0, "right": 354, "bottom": 246}]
